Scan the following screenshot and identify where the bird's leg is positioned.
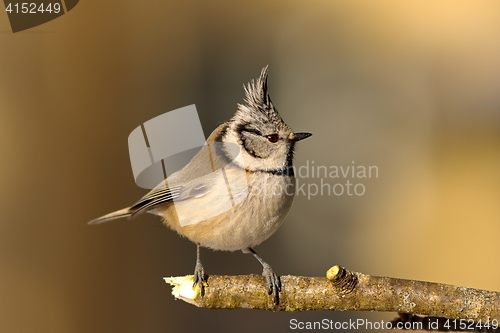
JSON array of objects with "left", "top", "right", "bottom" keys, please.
[
  {"left": 244, "top": 247, "right": 281, "bottom": 305},
  {"left": 193, "top": 244, "right": 207, "bottom": 296}
]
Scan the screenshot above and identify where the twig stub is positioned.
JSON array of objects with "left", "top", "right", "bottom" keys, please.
[{"left": 327, "top": 265, "right": 358, "bottom": 294}]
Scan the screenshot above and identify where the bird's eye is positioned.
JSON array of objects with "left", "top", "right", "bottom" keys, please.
[{"left": 267, "top": 134, "right": 279, "bottom": 143}]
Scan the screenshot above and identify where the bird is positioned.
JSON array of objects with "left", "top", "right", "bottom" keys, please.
[{"left": 89, "top": 66, "right": 312, "bottom": 304}]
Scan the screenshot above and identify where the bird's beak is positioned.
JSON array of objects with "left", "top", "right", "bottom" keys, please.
[{"left": 293, "top": 132, "right": 313, "bottom": 142}]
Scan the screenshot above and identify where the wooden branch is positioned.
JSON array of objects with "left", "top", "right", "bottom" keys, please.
[{"left": 164, "top": 265, "right": 500, "bottom": 322}]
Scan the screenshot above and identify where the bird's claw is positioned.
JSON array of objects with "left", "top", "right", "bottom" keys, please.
[
  {"left": 193, "top": 260, "right": 208, "bottom": 296},
  {"left": 262, "top": 263, "right": 281, "bottom": 305}
]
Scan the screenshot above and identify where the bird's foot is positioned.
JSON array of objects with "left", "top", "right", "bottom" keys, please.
[
  {"left": 261, "top": 262, "right": 281, "bottom": 305},
  {"left": 193, "top": 260, "right": 208, "bottom": 296}
]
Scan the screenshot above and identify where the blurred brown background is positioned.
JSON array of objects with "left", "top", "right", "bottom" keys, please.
[{"left": 1, "top": 1, "right": 500, "bottom": 332}]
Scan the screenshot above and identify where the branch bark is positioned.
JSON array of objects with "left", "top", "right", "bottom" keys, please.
[{"left": 164, "top": 266, "right": 500, "bottom": 322}]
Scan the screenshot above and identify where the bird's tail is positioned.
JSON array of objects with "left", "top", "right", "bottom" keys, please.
[{"left": 88, "top": 207, "right": 132, "bottom": 225}]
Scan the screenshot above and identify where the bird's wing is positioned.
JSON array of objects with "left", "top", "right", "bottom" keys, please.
[
  {"left": 89, "top": 156, "right": 244, "bottom": 224},
  {"left": 128, "top": 183, "right": 183, "bottom": 217},
  {"left": 162, "top": 167, "right": 249, "bottom": 227},
  {"left": 128, "top": 169, "right": 221, "bottom": 217}
]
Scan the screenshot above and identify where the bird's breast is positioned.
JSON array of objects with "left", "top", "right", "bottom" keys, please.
[{"left": 161, "top": 172, "right": 296, "bottom": 251}]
